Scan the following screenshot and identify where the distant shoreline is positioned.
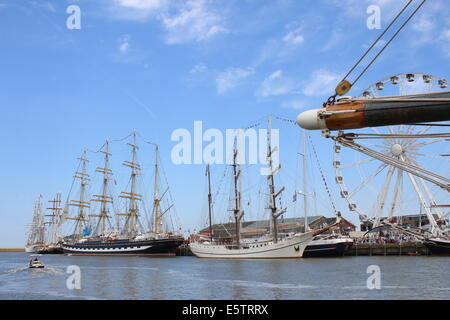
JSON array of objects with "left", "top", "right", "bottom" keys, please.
[{"left": 0, "top": 248, "right": 25, "bottom": 252}]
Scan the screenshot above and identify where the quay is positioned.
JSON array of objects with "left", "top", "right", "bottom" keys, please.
[{"left": 347, "top": 242, "right": 430, "bottom": 256}]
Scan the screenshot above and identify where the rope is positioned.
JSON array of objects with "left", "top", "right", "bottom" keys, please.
[
  {"left": 329, "top": 0, "right": 427, "bottom": 102},
  {"left": 307, "top": 134, "right": 340, "bottom": 216},
  {"left": 273, "top": 114, "right": 296, "bottom": 125},
  {"left": 352, "top": 0, "right": 427, "bottom": 87},
  {"left": 341, "top": 0, "right": 414, "bottom": 83}
]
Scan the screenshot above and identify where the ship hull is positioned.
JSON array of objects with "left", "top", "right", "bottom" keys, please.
[
  {"left": 25, "top": 246, "right": 37, "bottom": 253},
  {"left": 62, "top": 237, "right": 184, "bottom": 256},
  {"left": 37, "top": 246, "right": 64, "bottom": 254},
  {"left": 189, "top": 233, "right": 313, "bottom": 259},
  {"left": 424, "top": 238, "right": 450, "bottom": 256},
  {"left": 303, "top": 238, "right": 353, "bottom": 258}
]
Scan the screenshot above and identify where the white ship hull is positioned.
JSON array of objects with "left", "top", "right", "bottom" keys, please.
[
  {"left": 25, "top": 245, "right": 38, "bottom": 253},
  {"left": 190, "top": 232, "right": 313, "bottom": 259}
]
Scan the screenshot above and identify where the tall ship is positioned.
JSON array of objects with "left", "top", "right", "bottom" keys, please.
[
  {"left": 36, "top": 193, "right": 64, "bottom": 254},
  {"left": 423, "top": 238, "right": 450, "bottom": 256},
  {"left": 25, "top": 196, "right": 46, "bottom": 253},
  {"left": 26, "top": 194, "right": 64, "bottom": 254},
  {"left": 296, "top": 129, "right": 353, "bottom": 258},
  {"left": 62, "top": 133, "right": 184, "bottom": 256},
  {"left": 190, "top": 118, "right": 314, "bottom": 259}
]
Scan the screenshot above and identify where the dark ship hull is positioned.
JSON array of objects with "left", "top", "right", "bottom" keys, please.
[
  {"left": 37, "top": 244, "right": 64, "bottom": 254},
  {"left": 303, "top": 238, "right": 353, "bottom": 258},
  {"left": 62, "top": 237, "right": 184, "bottom": 256},
  {"left": 424, "top": 238, "right": 450, "bottom": 256}
]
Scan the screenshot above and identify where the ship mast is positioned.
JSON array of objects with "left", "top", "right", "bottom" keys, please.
[
  {"left": 151, "top": 143, "right": 173, "bottom": 236},
  {"left": 67, "top": 150, "right": 90, "bottom": 239},
  {"left": 230, "top": 143, "right": 243, "bottom": 248},
  {"left": 267, "top": 116, "right": 286, "bottom": 243},
  {"left": 206, "top": 164, "right": 213, "bottom": 243},
  {"left": 45, "top": 193, "right": 62, "bottom": 244},
  {"left": 302, "top": 130, "right": 309, "bottom": 232},
  {"left": 153, "top": 144, "right": 160, "bottom": 234},
  {"left": 117, "top": 133, "right": 142, "bottom": 237},
  {"left": 90, "top": 140, "right": 113, "bottom": 236},
  {"left": 30, "top": 195, "right": 46, "bottom": 246}
]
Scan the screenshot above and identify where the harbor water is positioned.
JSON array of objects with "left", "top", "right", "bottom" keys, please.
[{"left": 1, "top": 253, "right": 449, "bottom": 300}]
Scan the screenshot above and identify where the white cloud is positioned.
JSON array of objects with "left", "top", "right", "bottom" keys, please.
[
  {"left": 256, "top": 70, "right": 297, "bottom": 97},
  {"left": 190, "top": 63, "right": 208, "bottom": 74},
  {"left": 216, "top": 67, "right": 254, "bottom": 94},
  {"left": 119, "top": 35, "right": 130, "bottom": 53},
  {"left": 116, "top": 0, "right": 168, "bottom": 10},
  {"left": 441, "top": 29, "right": 450, "bottom": 42},
  {"left": 253, "top": 22, "right": 305, "bottom": 66},
  {"left": 282, "top": 27, "right": 304, "bottom": 45},
  {"left": 111, "top": 0, "right": 167, "bottom": 21},
  {"left": 320, "top": 30, "right": 344, "bottom": 52},
  {"left": 281, "top": 99, "right": 309, "bottom": 110},
  {"left": 162, "top": 0, "right": 227, "bottom": 44},
  {"left": 112, "top": 0, "right": 226, "bottom": 44},
  {"left": 303, "top": 69, "right": 341, "bottom": 97},
  {"left": 30, "top": 1, "right": 56, "bottom": 12}
]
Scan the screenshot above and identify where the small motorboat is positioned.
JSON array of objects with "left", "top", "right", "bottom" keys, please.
[{"left": 29, "top": 255, "right": 45, "bottom": 268}]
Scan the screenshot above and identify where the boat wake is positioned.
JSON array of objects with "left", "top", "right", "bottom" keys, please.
[{"left": 165, "top": 269, "right": 315, "bottom": 290}]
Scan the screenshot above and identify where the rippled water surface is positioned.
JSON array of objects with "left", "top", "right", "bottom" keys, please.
[{"left": 0, "top": 253, "right": 448, "bottom": 299}]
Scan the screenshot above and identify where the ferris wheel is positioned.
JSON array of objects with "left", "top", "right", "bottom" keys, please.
[{"left": 332, "top": 73, "right": 450, "bottom": 235}]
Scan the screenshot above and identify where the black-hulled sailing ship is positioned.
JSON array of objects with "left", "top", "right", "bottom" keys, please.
[
  {"left": 297, "top": 129, "right": 353, "bottom": 258},
  {"left": 423, "top": 238, "right": 450, "bottom": 255},
  {"left": 62, "top": 134, "right": 184, "bottom": 256},
  {"left": 37, "top": 193, "right": 64, "bottom": 254}
]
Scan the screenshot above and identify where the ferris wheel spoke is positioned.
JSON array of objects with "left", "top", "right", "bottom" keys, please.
[
  {"left": 374, "top": 144, "right": 391, "bottom": 149},
  {"left": 371, "top": 127, "right": 383, "bottom": 135},
  {"left": 405, "top": 150, "right": 450, "bottom": 162},
  {"left": 405, "top": 125, "right": 415, "bottom": 135},
  {"left": 387, "top": 168, "right": 403, "bottom": 218},
  {"left": 408, "top": 138, "right": 448, "bottom": 150},
  {"left": 349, "top": 163, "right": 388, "bottom": 198},
  {"left": 340, "top": 157, "right": 375, "bottom": 169},
  {"left": 358, "top": 141, "right": 388, "bottom": 149},
  {"left": 374, "top": 166, "right": 395, "bottom": 222},
  {"left": 402, "top": 157, "right": 445, "bottom": 220}
]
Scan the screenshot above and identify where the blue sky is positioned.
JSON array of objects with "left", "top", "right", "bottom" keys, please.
[{"left": 1, "top": 0, "right": 449, "bottom": 247}]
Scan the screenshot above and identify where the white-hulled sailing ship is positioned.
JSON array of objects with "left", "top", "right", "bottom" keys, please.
[
  {"left": 190, "top": 118, "right": 314, "bottom": 259},
  {"left": 37, "top": 193, "right": 64, "bottom": 254},
  {"left": 25, "top": 196, "right": 46, "bottom": 253},
  {"left": 61, "top": 133, "right": 184, "bottom": 256}
]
